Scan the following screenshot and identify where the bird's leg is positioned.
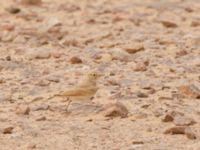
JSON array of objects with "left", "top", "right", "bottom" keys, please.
[{"left": 65, "top": 97, "right": 72, "bottom": 112}]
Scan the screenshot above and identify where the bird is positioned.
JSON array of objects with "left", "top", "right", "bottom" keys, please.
[{"left": 47, "top": 72, "right": 102, "bottom": 111}]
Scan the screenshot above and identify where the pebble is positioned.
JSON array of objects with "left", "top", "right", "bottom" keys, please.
[
  {"left": 110, "top": 48, "right": 131, "bottom": 62},
  {"left": 32, "top": 104, "right": 49, "bottom": 111},
  {"left": 20, "top": 0, "right": 42, "bottom": 5},
  {"left": 15, "top": 105, "right": 30, "bottom": 115},
  {"left": 178, "top": 84, "right": 200, "bottom": 99},
  {"left": 51, "top": 52, "right": 62, "bottom": 59},
  {"left": 161, "top": 20, "right": 178, "bottom": 28},
  {"left": 162, "top": 111, "right": 184, "bottom": 122},
  {"left": 0, "top": 94, "right": 12, "bottom": 102},
  {"left": 94, "top": 53, "right": 113, "bottom": 63},
  {"left": 46, "top": 75, "right": 60, "bottom": 83},
  {"left": 6, "top": 6, "right": 21, "bottom": 14},
  {"left": 164, "top": 126, "right": 196, "bottom": 140},
  {"left": 26, "top": 143, "right": 36, "bottom": 149},
  {"left": 136, "top": 91, "right": 148, "bottom": 98},
  {"left": 134, "top": 62, "right": 148, "bottom": 72},
  {"left": 191, "top": 20, "right": 200, "bottom": 27},
  {"left": 5, "top": 56, "right": 11, "bottom": 61},
  {"left": 36, "top": 116, "right": 46, "bottom": 121},
  {"left": 70, "top": 56, "right": 82, "bottom": 64},
  {"left": 36, "top": 79, "right": 50, "bottom": 86},
  {"left": 123, "top": 43, "right": 144, "bottom": 54},
  {"left": 27, "top": 50, "right": 51, "bottom": 60},
  {"left": 2, "top": 126, "right": 14, "bottom": 134},
  {"left": 173, "top": 116, "right": 196, "bottom": 126},
  {"left": 101, "top": 102, "right": 129, "bottom": 118}
]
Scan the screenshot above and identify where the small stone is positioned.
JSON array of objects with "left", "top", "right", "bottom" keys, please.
[
  {"left": 178, "top": 84, "right": 200, "bottom": 99},
  {"left": 164, "top": 126, "right": 196, "bottom": 140},
  {"left": 0, "top": 78, "right": 5, "bottom": 84},
  {"left": 184, "top": 7, "right": 193, "bottom": 13},
  {"left": 132, "top": 141, "right": 144, "bottom": 145},
  {"left": 134, "top": 62, "right": 147, "bottom": 72},
  {"left": 123, "top": 43, "right": 144, "bottom": 54},
  {"left": 162, "top": 111, "right": 184, "bottom": 122},
  {"left": 36, "top": 79, "right": 50, "bottom": 86},
  {"left": 35, "top": 51, "right": 51, "bottom": 59},
  {"left": 191, "top": 20, "right": 200, "bottom": 27},
  {"left": 32, "top": 104, "right": 49, "bottom": 111},
  {"left": 136, "top": 91, "right": 148, "bottom": 98},
  {"left": 162, "top": 113, "right": 174, "bottom": 122},
  {"left": 0, "top": 94, "right": 12, "bottom": 102},
  {"left": 36, "top": 116, "right": 46, "bottom": 121},
  {"left": 70, "top": 56, "right": 82, "bottom": 64},
  {"left": 110, "top": 48, "right": 131, "bottom": 62},
  {"left": 94, "top": 53, "right": 113, "bottom": 63},
  {"left": 161, "top": 20, "right": 178, "bottom": 28},
  {"left": 6, "top": 6, "right": 21, "bottom": 14},
  {"left": 5, "top": 56, "right": 11, "bottom": 61},
  {"left": 173, "top": 116, "right": 196, "bottom": 126},
  {"left": 101, "top": 102, "right": 128, "bottom": 118},
  {"left": 15, "top": 105, "right": 30, "bottom": 115},
  {"left": 46, "top": 76, "right": 60, "bottom": 83},
  {"left": 20, "top": 0, "right": 42, "bottom": 5},
  {"left": 164, "top": 126, "right": 186, "bottom": 134},
  {"left": 2, "top": 126, "right": 14, "bottom": 134},
  {"left": 51, "top": 52, "right": 62, "bottom": 58},
  {"left": 176, "top": 50, "right": 188, "bottom": 57},
  {"left": 185, "top": 127, "right": 197, "bottom": 140},
  {"left": 27, "top": 49, "right": 51, "bottom": 60},
  {"left": 27, "top": 143, "right": 36, "bottom": 149}
]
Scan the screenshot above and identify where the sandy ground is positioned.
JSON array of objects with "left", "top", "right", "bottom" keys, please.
[{"left": 0, "top": 0, "right": 200, "bottom": 149}]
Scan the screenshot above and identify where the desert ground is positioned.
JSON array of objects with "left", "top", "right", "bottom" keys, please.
[{"left": 0, "top": 0, "right": 200, "bottom": 149}]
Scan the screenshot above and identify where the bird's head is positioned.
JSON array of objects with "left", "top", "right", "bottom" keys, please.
[{"left": 87, "top": 72, "right": 102, "bottom": 80}]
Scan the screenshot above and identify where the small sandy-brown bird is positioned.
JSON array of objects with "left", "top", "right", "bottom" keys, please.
[{"left": 47, "top": 72, "right": 101, "bottom": 111}]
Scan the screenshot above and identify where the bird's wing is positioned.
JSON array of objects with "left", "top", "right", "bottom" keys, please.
[{"left": 61, "top": 87, "right": 96, "bottom": 96}]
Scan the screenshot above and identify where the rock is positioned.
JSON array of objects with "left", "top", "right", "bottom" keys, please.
[
  {"left": 161, "top": 20, "right": 178, "bottom": 28},
  {"left": 5, "top": 56, "right": 11, "bottom": 61},
  {"left": 162, "top": 111, "right": 183, "bottom": 122},
  {"left": 6, "top": 6, "right": 21, "bottom": 14},
  {"left": 0, "top": 94, "right": 12, "bottom": 102},
  {"left": 32, "top": 104, "right": 49, "bottom": 111},
  {"left": 185, "top": 127, "right": 197, "bottom": 140},
  {"left": 132, "top": 140, "right": 144, "bottom": 145},
  {"left": 164, "top": 126, "right": 186, "bottom": 134},
  {"left": 26, "top": 143, "right": 36, "bottom": 149},
  {"left": 94, "top": 53, "right": 113, "bottom": 63},
  {"left": 51, "top": 52, "right": 62, "bottom": 59},
  {"left": 110, "top": 48, "right": 131, "bottom": 62},
  {"left": 70, "top": 56, "right": 82, "bottom": 64},
  {"left": 27, "top": 49, "right": 51, "bottom": 60},
  {"left": 45, "top": 17, "right": 62, "bottom": 32},
  {"left": 36, "top": 79, "right": 50, "bottom": 86},
  {"left": 173, "top": 116, "right": 196, "bottom": 126},
  {"left": 20, "top": 0, "right": 42, "bottom": 5},
  {"left": 101, "top": 102, "right": 128, "bottom": 118},
  {"left": 164, "top": 126, "right": 196, "bottom": 140},
  {"left": 123, "top": 43, "right": 144, "bottom": 54},
  {"left": 191, "top": 20, "right": 200, "bottom": 27},
  {"left": 2, "top": 126, "right": 14, "bottom": 134},
  {"left": 134, "top": 62, "right": 147, "bottom": 72},
  {"left": 0, "top": 78, "right": 5, "bottom": 84},
  {"left": 15, "top": 105, "right": 30, "bottom": 115},
  {"left": 178, "top": 84, "right": 200, "bottom": 99},
  {"left": 46, "top": 75, "right": 60, "bottom": 83},
  {"left": 136, "top": 91, "right": 148, "bottom": 98},
  {"left": 36, "top": 116, "right": 46, "bottom": 121}
]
